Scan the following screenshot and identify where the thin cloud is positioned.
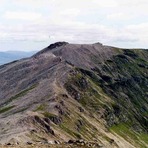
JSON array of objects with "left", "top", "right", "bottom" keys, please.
[
  {"left": 3, "top": 11, "right": 43, "bottom": 21},
  {"left": 93, "top": 0, "right": 117, "bottom": 7},
  {"left": 107, "top": 13, "right": 133, "bottom": 20},
  {"left": 0, "top": 0, "right": 148, "bottom": 51}
]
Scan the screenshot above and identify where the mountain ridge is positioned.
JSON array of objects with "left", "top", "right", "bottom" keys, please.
[{"left": 0, "top": 42, "right": 147, "bottom": 148}]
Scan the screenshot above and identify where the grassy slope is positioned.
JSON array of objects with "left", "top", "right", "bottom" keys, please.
[{"left": 64, "top": 48, "right": 148, "bottom": 147}]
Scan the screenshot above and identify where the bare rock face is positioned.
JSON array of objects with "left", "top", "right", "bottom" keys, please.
[
  {"left": 0, "top": 42, "right": 148, "bottom": 148},
  {"left": 34, "top": 41, "right": 69, "bottom": 57}
]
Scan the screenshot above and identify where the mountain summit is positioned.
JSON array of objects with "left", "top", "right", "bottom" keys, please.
[{"left": 0, "top": 42, "right": 148, "bottom": 147}]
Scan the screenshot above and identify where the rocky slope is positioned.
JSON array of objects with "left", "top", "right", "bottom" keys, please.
[{"left": 0, "top": 42, "right": 147, "bottom": 148}]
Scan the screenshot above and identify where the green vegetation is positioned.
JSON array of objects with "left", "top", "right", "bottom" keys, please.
[
  {"left": 1, "top": 84, "right": 37, "bottom": 107},
  {"left": 0, "top": 105, "right": 15, "bottom": 114},
  {"left": 59, "top": 115, "right": 98, "bottom": 140},
  {"left": 110, "top": 123, "right": 148, "bottom": 148},
  {"left": 43, "top": 112, "right": 57, "bottom": 118},
  {"left": 60, "top": 124, "right": 81, "bottom": 139},
  {"left": 65, "top": 70, "right": 112, "bottom": 114},
  {"left": 35, "top": 104, "right": 46, "bottom": 111}
]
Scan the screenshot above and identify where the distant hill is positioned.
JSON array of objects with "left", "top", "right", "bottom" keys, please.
[{"left": 0, "top": 51, "right": 36, "bottom": 65}]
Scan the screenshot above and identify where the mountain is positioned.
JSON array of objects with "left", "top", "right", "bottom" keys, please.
[
  {"left": 0, "top": 42, "right": 147, "bottom": 148},
  {"left": 0, "top": 51, "right": 35, "bottom": 65}
]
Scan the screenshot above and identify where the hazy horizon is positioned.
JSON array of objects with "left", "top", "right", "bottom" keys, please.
[{"left": 0, "top": 0, "right": 148, "bottom": 51}]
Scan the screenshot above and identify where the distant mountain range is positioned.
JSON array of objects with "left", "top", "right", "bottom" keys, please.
[{"left": 0, "top": 51, "right": 36, "bottom": 65}]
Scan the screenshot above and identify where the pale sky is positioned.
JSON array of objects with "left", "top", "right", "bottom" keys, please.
[{"left": 0, "top": 0, "right": 148, "bottom": 51}]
